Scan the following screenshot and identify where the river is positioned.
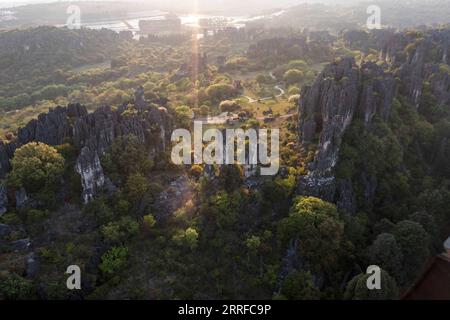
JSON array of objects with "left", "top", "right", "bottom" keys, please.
[{"left": 80, "top": 10, "right": 286, "bottom": 33}]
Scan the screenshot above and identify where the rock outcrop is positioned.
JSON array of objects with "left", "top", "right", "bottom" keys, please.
[
  {"left": 15, "top": 187, "right": 30, "bottom": 210},
  {"left": 381, "top": 28, "right": 450, "bottom": 107},
  {"left": 0, "top": 141, "right": 15, "bottom": 180},
  {"left": 17, "top": 106, "right": 75, "bottom": 146},
  {"left": 0, "top": 90, "right": 172, "bottom": 204},
  {"left": 0, "top": 181, "right": 7, "bottom": 216},
  {"left": 298, "top": 57, "right": 359, "bottom": 202},
  {"left": 298, "top": 57, "right": 396, "bottom": 210},
  {"left": 0, "top": 223, "right": 11, "bottom": 238},
  {"left": 75, "top": 146, "right": 105, "bottom": 203},
  {"left": 73, "top": 101, "right": 172, "bottom": 202},
  {"left": 298, "top": 28, "right": 450, "bottom": 214},
  {"left": 74, "top": 101, "right": 172, "bottom": 202}
]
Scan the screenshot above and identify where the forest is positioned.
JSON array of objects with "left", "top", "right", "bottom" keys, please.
[{"left": 0, "top": 3, "right": 450, "bottom": 301}]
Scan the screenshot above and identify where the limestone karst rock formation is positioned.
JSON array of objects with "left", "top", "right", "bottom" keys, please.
[
  {"left": 298, "top": 57, "right": 396, "bottom": 211},
  {"left": 298, "top": 29, "right": 450, "bottom": 214},
  {"left": 0, "top": 90, "right": 172, "bottom": 208}
]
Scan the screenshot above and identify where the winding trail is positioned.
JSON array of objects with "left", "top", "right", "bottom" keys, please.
[
  {"left": 241, "top": 71, "right": 285, "bottom": 104},
  {"left": 197, "top": 70, "right": 292, "bottom": 124}
]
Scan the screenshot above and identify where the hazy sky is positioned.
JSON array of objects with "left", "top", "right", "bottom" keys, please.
[
  {"left": 0, "top": 0, "right": 366, "bottom": 12},
  {"left": 0, "top": 0, "right": 355, "bottom": 7},
  {"left": 0, "top": 0, "right": 121, "bottom": 7}
]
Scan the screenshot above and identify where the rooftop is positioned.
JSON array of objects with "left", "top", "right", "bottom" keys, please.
[{"left": 403, "top": 254, "right": 450, "bottom": 300}]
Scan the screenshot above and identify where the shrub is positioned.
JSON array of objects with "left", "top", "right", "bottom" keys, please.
[
  {"left": 102, "top": 135, "right": 154, "bottom": 180},
  {"left": 219, "top": 100, "right": 241, "bottom": 112},
  {"left": 283, "top": 69, "right": 304, "bottom": 85},
  {"left": 125, "top": 173, "right": 150, "bottom": 203},
  {"left": 83, "top": 197, "right": 114, "bottom": 224},
  {"left": 26, "top": 209, "right": 48, "bottom": 224},
  {"left": 393, "top": 220, "right": 430, "bottom": 282},
  {"left": 142, "top": 214, "right": 156, "bottom": 230},
  {"left": 101, "top": 216, "right": 139, "bottom": 243},
  {"left": 344, "top": 269, "right": 398, "bottom": 300},
  {"left": 8, "top": 142, "right": 65, "bottom": 194},
  {"left": 278, "top": 197, "right": 344, "bottom": 274},
  {"left": 99, "top": 246, "right": 129, "bottom": 277},
  {"left": 0, "top": 273, "right": 35, "bottom": 300},
  {"left": 281, "top": 270, "right": 320, "bottom": 300},
  {"left": 173, "top": 227, "right": 199, "bottom": 250},
  {"left": 206, "top": 84, "right": 238, "bottom": 102}
]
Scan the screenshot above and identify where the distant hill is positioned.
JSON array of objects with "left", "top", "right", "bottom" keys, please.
[{"left": 0, "top": 26, "right": 131, "bottom": 99}]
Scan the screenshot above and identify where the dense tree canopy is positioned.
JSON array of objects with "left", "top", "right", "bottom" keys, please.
[
  {"left": 99, "top": 246, "right": 129, "bottom": 278},
  {"left": 0, "top": 273, "right": 35, "bottom": 300},
  {"left": 393, "top": 220, "right": 430, "bottom": 282},
  {"left": 280, "top": 270, "right": 320, "bottom": 300},
  {"left": 344, "top": 269, "right": 398, "bottom": 300},
  {"left": 278, "top": 197, "right": 344, "bottom": 273},
  {"left": 369, "top": 233, "right": 404, "bottom": 283},
  {"left": 8, "top": 142, "right": 65, "bottom": 194}
]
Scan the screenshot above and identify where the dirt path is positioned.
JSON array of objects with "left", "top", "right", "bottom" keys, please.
[{"left": 241, "top": 73, "right": 285, "bottom": 103}]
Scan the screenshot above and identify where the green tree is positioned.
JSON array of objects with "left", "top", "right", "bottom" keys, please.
[
  {"left": 125, "top": 173, "right": 150, "bottom": 203},
  {"left": 283, "top": 69, "right": 304, "bottom": 85},
  {"left": 408, "top": 211, "right": 440, "bottom": 252},
  {"left": 255, "top": 74, "right": 267, "bottom": 84},
  {"left": 218, "top": 165, "right": 243, "bottom": 193},
  {"left": 261, "top": 177, "right": 295, "bottom": 203},
  {"left": 142, "top": 214, "right": 156, "bottom": 230},
  {"left": 280, "top": 270, "right": 320, "bottom": 300},
  {"left": 38, "top": 84, "right": 68, "bottom": 100},
  {"left": 210, "top": 191, "right": 243, "bottom": 229},
  {"left": 246, "top": 235, "right": 261, "bottom": 256},
  {"left": 184, "top": 227, "right": 199, "bottom": 249},
  {"left": 8, "top": 142, "right": 65, "bottom": 194},
  {"left": 344, "top": 269, "right": 398, "bottom": 300},
  {"left": 0, "top": 273, "right": 35, "bottom": 300},
  {"left": 287, "top": 60, "right": 308, "bottom": 70},
  {"left": 393, "top": 220, "right": 430, "bottom": 282},
  {"left": 174, "top": 105, "right": 193, "bottom": 128},
  {"left": 102, "top": 135, "right": 154, "bottom": 180},
  {"left": 113, "top": 199, "right": 130, "bottom": 216},
  {"left": 83, "top": 197, "right": 114, "bottom": 224},
  {"left": 101, "top": 216, "right": 139, "bottom": 243},
  {"left": 13, "top": 93, "right": 31, "bottom": 108},
  {"left": 99, "top": 246, "right": 129, "bottom": 277},
  {"left": 205, "top": 83, "right": 238, "bottom": 102},
  {"left": 199, "top": 105, "right": 210, "bottom": 116},
  {"left": 369, "top": 233, "right": 404, "bottom": 283},
  {"left": 173, "top": 227, "right": 199, "bottom": 250},
  {"left": 219, "top": 100, "right": 241, "bottom": 112},
  {"left": 278, "top": 197, "right": 344, "bottom": 273}
]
